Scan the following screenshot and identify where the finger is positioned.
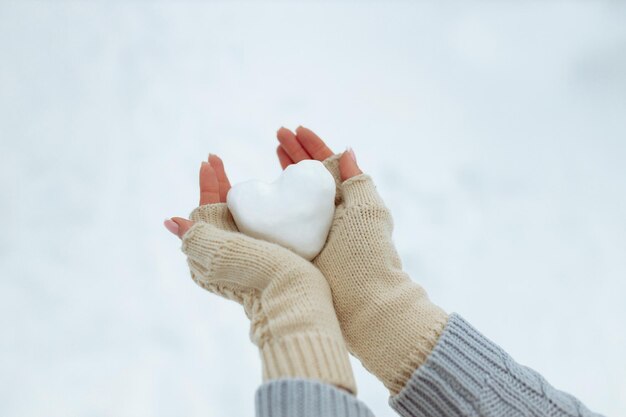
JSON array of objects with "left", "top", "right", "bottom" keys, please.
[
  {"left": 276, "top": 145, "right": 294, "bottom": 170},
  {"left": 295, "top": 126, "right": 334, "bottom": 160},
  {"left": 164, "top": 217, "right": 193, "bottom": 239},
  {"left": 339, "top": 148, "right": 363, "bottom": 181},
  {"left": 276, "top": 126, "right": 311, "bottom": 162},
  {"left": 208, "top": 153, "right": 231, "bottom": 203},
  {"left": 199, "top": 161, "right": 221, "bottom": 205}
]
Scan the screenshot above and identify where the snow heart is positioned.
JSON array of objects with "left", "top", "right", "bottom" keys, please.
[{"left": 226, "top": 160, "right": 336, "bottom": 260}]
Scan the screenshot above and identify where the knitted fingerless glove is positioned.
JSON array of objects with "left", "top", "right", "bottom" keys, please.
[
  {"left": 182, "top": 203, "right": 356, "bottom": 393},
  {"left": 315, "top": 154, "right": 449, "bottom": 395}
]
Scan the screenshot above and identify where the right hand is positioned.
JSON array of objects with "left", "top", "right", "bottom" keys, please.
[{"left": 274, "top": 126, "right": 448, "bottom": 395}]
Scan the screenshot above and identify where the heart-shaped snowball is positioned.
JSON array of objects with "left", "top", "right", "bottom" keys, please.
[{"left": 226, "top": 160, "right": 336, "bottom": 260}]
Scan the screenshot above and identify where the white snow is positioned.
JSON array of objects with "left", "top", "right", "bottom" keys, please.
[
  {"left": 227, "top": 159, "right": 336, "bottom": 260},
  {"left": 1, "top": 2, "right": 625, "bottom": 417}
]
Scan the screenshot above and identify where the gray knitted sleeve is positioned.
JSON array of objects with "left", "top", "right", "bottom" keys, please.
[
  {"left": 389, "top": 313, "right": 604, "bottom": 417},
  {"left": 255, "top": 378, "right": 375, "bottom": 417}
]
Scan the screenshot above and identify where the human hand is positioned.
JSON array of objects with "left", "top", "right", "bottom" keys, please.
[
  {"left": 275, "top": 127, "right": 448, "bottom": 395},
  {"left": 164, "top": 153, "right": 356, "bottom": 392}
]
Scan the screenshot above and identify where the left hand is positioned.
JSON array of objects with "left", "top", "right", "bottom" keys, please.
[{"left": 163, "top": 153, "right": 357, "bottom": 392}]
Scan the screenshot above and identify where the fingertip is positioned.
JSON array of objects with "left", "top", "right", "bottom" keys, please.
[
  {"left": 347, "top": 147, "right": 356, "bottom": 163},
  {"left": 200, "top": 160, "right": 217, "bottom": 186},
  {"left": 277, "top": 126, "right": 291, "bottom": 137},
  {"left": 339, "top": 149, "right": 363, "bottom": 181},
  {"left": 276, "top": 145, "right": 293, "bottom": 170},
  {"left": 171, "top": 217, "right": 193, "bottom": 239},
  {"left": 164, "top": 218, "right": 179, "bottom": 236},
  {"left": 208, "top": 153, "right": 222, "bottom": 165},
  {"left": 200, "top": 160, "right": 214, "bottom": 174},
  {"left": 276, "top": 127, "right": 310, "bottom": 162},
  {"left": 294, "top": 126, "right": 334, "bottom": 160}
]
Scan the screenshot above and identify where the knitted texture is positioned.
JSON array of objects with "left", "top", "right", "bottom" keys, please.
[
  {"left": 390, "top": 314, "right": 605, "bottom": 417},
  {"left": 256, "top": 379, "right": 375, "bottom": 417},
  {"left": 314, "top": 154, "right": 449, "bottom": 395},
  {"left": 182, "top": 203, "right": 356, "bottom": 393}
]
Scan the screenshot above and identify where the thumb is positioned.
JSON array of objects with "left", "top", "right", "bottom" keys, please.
[
  {"left": 339, "top": 148, "right": 363, "bottom": 181},
  {"left": 164, "top": 217, "right": 194, "bottom": 239}
]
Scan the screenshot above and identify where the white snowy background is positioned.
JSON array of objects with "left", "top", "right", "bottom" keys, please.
[{"left": 1, "top": 1, "right": 625, "bottom": 416}]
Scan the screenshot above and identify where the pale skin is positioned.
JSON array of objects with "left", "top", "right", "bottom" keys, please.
[{"left": 164, "top": 126, "right": 363, "bottom": 238}]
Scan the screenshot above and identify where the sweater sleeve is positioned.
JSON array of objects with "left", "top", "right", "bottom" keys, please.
[
  {"left": 389, "top": 313, "right": 604, "bottom": 417},
  {"left": 256, "top": 379, "right": 375, "bottom": 417}
]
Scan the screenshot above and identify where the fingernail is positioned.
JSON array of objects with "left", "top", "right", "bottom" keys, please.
[
  {"left": 163, "top": 219, "right": 179, "bottom": 235},
  {"left": 201, "top": 161, "right": 209, "bottom": 168},
  {"left": 208, "top": 153, "right": 215, "bottom": 159},
  {"left": 296, "top": 125, "right": 304, "bottom": 130},
  {"left": 347, "top": 147, "right": 357, "bottom": 162}
]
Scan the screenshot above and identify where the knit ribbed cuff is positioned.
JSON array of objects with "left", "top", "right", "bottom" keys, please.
[
  {"left": 386, "top": 305, "right": 448, "bottom": 395},
  {"left": 389, "top": 313, "right": 495, "bottom": 417},
  {"left": 260, "top": 332, "right": 356, "bottom": 394},
  {"left": 189, "top": 203, "right": 238, "bottom": 231},
  {"left": 256, "top": 379, "right": 374, "bottom": 417},
  {"left": 389, "top": 314, "right": 601, "bottom": 417}
]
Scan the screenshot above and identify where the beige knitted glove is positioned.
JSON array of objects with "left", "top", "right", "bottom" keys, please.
[
  {"left": 182, "top": 202, "right": 356, "bottom": 393},
  {"left": 315, "top": 154, "right": 449, "bottom": 395}
]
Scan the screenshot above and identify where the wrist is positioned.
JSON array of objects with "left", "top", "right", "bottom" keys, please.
[
  {"left": 342, "top": 284, "right": 448, "bottom": 395},
  {"left": 250, "top": 268, "right": 357, "bottom": 394},
  {"left": 258, "top": 331, "right": 356, "bottom": 394}
]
